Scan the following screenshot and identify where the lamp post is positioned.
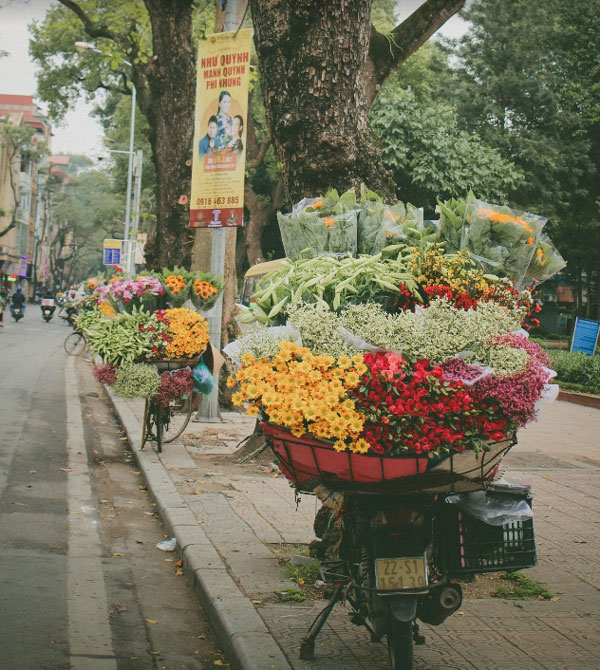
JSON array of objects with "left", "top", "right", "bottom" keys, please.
[{"left": 75, "top": 41, "right": 136, "bottom": 275}]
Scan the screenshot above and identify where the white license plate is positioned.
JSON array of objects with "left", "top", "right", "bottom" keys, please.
[{"left": 375, "top": 556, "right": 428, "bottom": 591}]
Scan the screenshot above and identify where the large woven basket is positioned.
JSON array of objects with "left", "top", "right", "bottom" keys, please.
[{"left": 261, "top": 422, "right": 516, "bottom": 494}]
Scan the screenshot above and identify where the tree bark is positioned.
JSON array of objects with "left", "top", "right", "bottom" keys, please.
[
  {"left": 249, "top": 0, "right": 396, "bottom": 203},
  {"left": 249, "top": 0, "right": 464, "bottom": 205},
  {"left": 140, "top": 0, "right": 196, "bottom": 270}
]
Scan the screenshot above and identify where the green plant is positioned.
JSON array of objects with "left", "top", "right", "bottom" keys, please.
[
  {"left": 284, "top": 558, "right": 320, "bottom": 586},
  {"left": 548, "top": 350, "right": 600, "bottom": 394},
  {"left": 495, "top": 572, "right": 553, "bottom": 600},
  {"left": 279, "top": 587, "right": 307, "bottom": 602}
]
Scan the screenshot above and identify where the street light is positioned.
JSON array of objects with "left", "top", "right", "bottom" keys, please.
[{"left": 75, "top": 41, "right": 136, "bottom": 275}]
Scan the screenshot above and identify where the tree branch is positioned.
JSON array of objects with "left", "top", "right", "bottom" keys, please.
[
  {"left": 366, "top": 0, "right": 465, "bottom": 106},
  {"left": 57, "top": 0, "right": 122, "bottom": 44}
]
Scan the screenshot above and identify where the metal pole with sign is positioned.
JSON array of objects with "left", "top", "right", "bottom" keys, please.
[{"left": 190, "top": 3, "right": 250, "bottom": 421}]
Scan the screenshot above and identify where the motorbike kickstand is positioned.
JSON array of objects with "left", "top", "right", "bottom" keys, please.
[
  {"left": 299, "top": 582, "right": 346, "bottom": 660},
  {"left": 413, "top": 621, "right": 425, "bottom": 645}
]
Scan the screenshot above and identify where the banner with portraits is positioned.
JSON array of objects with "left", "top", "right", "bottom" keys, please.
[{"left": 189, "top": 28, "right": 251, "bottom": 228}]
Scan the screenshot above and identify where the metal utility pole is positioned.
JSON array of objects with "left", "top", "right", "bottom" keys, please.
[{"left": 194, "top": 0, "right": 240, "bottom": 422}]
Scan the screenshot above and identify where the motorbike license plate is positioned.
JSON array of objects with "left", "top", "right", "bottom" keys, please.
[{"left": 375, "top": 556, "right": 427, "bottom": 591}]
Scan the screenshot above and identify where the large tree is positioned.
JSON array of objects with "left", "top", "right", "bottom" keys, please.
[
  {"left": 448, "top": 0, "right": 600, "bottom": 317},
  {"left": 31, "top": 0, "right": 202, "bottom": 269},
  {"left": 248, "top": 0, "right": 465, "bottom": 204},
  {"left": 32, "top": 0, "right": 464, "bottom": 269}
]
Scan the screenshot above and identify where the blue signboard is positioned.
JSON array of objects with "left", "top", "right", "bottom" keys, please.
[
  {"left": 103, "top": 239, "right": 122, "bottom": 266},
  {"left": 570, "top": 317, "right": 600, "bottom": 356}
]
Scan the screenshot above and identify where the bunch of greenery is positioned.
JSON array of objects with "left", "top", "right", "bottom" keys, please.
[
  {"left": 112, "top": 362, "right": 160, "bottom": 399},
  {"left": 547, "top": 350, "right": 600, "bottom": 395}
]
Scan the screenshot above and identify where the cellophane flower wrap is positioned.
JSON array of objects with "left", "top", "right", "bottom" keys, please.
[
  {"left": 461, "top": 194, "right": 547, "bottom": 284},
  {"left": 277, "top": 188, "right": 358, "bottom": 260},
  {"left": 189, "top": 271, "right": 224, "bottom": 311}
]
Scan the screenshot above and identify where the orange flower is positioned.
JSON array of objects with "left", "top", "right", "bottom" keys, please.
[
  {"left": 477, "top": 208, "right": 533, "bottom": 232},
  {"left": 194, "top": 279, "right": 217, "bottom": 300},
  {"left": 312, "top": 200, "right": 324, "bottom": 209},
  {"left": 526, "top": 236, "right": 534, "bottom": 245},
  {"left": 323, "top": 217, "right": 335, "bottom": 228},
  {"left": 164, "top": 308, "right": 209, "bottom": 357}
]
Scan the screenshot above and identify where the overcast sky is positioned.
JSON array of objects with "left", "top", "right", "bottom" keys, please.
[{"left": 0, "top": 0, "right": 468, "bottom": 158}]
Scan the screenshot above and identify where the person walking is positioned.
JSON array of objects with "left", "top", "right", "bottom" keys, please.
[{"left": 0, "top": 289, "right": 6, "bottom": 327}]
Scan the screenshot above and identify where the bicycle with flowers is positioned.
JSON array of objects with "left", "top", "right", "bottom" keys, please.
[{"left": 80, "top": 305, "right": 211, "bottom": 453}]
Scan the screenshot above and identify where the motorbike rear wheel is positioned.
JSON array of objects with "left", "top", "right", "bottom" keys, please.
[{"left": 387, "top": 621, "right": 413, "bottom": 670}]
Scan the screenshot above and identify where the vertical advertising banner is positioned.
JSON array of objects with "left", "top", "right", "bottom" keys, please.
[{"left": 190, "top": 28, "right": 251, "bottom": 228}]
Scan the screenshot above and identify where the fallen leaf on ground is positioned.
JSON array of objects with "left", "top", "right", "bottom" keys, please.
[
  {"left": 111, "top": 553, "right": 123, "bottom": 557},
  {"left": 29, "top": 470, "right": 36, "bottom": 474},
  {"left": 146, "top": 619, "right": 158, "bottom": 624},
  {"left": 251, "top": 600, "right": 262, "bottom": 604},
  {"left": 12, "top": 501, "right": 25, "bottom": 506},
  {"left": 175, "top": 559, "right": 183, "bottom": 567},
  {"left": 60, "top": 467, "right": 74, "bottom": 472}
]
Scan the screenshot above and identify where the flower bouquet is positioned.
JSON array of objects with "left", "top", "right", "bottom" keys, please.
[
  {"left": 277, "top": 187, "right": 359, "bottom": 260},
  {"left": 95, "top": 276, "right": 167, "bottom": 314},
  {"left": 460, "top": 194, "right": 547, "bottom": 285},
  {"left": 189, "top": 271, "right": 225, "bottom": 311},
  {"left": 154, "top": 267, "right": 193, "bottom": 307}
]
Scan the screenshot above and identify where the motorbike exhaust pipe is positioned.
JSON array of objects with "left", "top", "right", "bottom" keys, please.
[{"left": 417, "top": 584, "right": 462, "bottom": 626}]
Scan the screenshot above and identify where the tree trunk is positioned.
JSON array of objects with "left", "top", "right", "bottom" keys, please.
[
  {"left": 141, "top": 0, "right": 196, "bottom": 270},
  {"left": 249, "top": 0, "right": 396, "bottom": 203}
]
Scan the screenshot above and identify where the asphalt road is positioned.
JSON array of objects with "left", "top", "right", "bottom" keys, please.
[{"left": 0, "top": 313, "right": 226, "bottom": 669}]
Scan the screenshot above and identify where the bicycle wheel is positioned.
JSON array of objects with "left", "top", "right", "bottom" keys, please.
[
  {"left": 162, "top": 394, "right": 194, "bottom": 443},
  {"left": 64, "top": 332, "right": 86, "bottom": 356}
]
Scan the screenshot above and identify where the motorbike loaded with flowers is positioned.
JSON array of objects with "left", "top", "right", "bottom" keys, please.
[
  {"left": 75, "top": 268, "right": 224, "bottom": 451},
  {"left": 226, "top": 189, "right": 564, "bottom": 670}
]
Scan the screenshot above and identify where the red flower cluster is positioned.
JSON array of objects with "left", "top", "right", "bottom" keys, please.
[
  {"left": 423, "top": 285, "right": 478, "bottom": 310},
  {"left": 350, "top": 352, "right": 512, "bottom": 455},
  {"left": 154, "top": 368, "right": 194, "bottom": 407}
]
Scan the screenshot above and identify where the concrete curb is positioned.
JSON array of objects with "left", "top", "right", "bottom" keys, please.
[
  {"left": 558, "top": 390, "right": 600, "bottom": 409},
  {"left": 102, "top": 385, "right": 293, "bottom": 670}
]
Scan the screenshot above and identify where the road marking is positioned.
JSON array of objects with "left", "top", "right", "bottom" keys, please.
[{"left": 65, "top": 356, "right": 117, "bottom": 669}]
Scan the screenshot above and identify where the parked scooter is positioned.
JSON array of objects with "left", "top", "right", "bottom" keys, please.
[
  {"left": 41, "top": 298, "right": 56, "bottom": 322},
  {"left": 304, "top": 482, "right": 536, "bottom": 669},
  {"left": 11, "top": 305, "right": 24, "bottom": 322}
]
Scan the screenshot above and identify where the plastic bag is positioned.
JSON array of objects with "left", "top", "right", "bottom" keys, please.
[
  {"left": 192, "top": 360, "right": 214, "bottom": 395},
  {"left": 445, "top": 488, "right": 533, "bottom": 526},
  {"left": 156, "top": 537, "right": 177, "bottom": 551},
  {"left": 461, "top": 194, "right": 547, "bottom": 284},
  {"left": 521, "top": 231, "right": 567, "bottom": 286}
]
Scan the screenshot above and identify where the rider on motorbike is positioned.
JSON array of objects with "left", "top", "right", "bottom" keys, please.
[{"left": 10, "top": 287, "right": 26, "bottom": 318}]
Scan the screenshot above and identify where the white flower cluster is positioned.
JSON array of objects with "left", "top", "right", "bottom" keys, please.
[
  {"left": 223, "top": 325, "right": 302, "bottom": 367},
  {"left": 286, "top": 301, "right": 355, "bottom": 358}
]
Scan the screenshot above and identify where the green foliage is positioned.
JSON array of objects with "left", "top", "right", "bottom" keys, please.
[
  {"left": 547, "top": 350, "right": 600, "bottom": 394},
  {"left": 370, "top": 88, "right": 522, "bottom": 215},
  {"left": 496, "top": 572, "right": 553, "bottom": 600},
  {"left": 279, "top": 588, "right": 307, "bottom": 602},
  {"left": 284, "top": 558, "right": 320, "bottom": 585},
  {"left": 28, "top": 2, "right": 151, "bottom": 121}
]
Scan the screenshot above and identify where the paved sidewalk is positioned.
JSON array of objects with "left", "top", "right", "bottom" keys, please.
[{"left": 103, "top": 381, "right": 600, "bottom": 670}]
